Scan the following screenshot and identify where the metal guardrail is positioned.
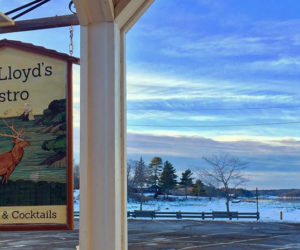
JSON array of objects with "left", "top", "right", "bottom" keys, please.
[
  {"left": 74, "top": 211, "right": 259, "bottom": 220},
  {"left": 127, "top": 210, "right": 260, "bottom": 220}
]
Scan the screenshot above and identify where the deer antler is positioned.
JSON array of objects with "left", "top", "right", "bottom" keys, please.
[
  {"left": 0, "top": 119, "right": 24, "bottom": 140},
  {"left": 0, "top": 131, "right": 19, "bottom": 139},
  {"left": 2, "top": 119, "right": 20, "bottom": 136}
]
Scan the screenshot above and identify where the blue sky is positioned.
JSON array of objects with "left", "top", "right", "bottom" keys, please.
[
  {"left": 126, "top": 0, "right": 300, "bottom": 189},
  {"left": 1, "top": 0, "right": 300, "bottom": 189}
]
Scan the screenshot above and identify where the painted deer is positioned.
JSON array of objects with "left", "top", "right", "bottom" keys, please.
[{"left": 0, "top": 120, "right": 30, "bottom": 184}]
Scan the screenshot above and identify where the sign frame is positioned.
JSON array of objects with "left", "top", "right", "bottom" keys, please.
[{"left": 0, "top": 39, "right": 79, "bottom": 231}]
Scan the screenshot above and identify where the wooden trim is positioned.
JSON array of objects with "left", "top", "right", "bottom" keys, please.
[
  {"left": 0, "top": 224, "right": 73, "bottom": 231},
  {"left": 119, "top": 29, "right": 128, "bottom": 250},
  {"left": 121, "top": 0, "right": 154, "bottom": 33},
  {"left": 0, "top": 39, "right": 80, "bottom": 64},
  {"left": 0, "top": 12, "right": 15, "bottom": 27},
  {"left": 0, "top": 14, "right": 79, "bottom": 34},
  {"left": 107, "top": 0, "right": 115, "bottom": 20},
  {"left": 114, "top": 0, "right": 131, "bottom": 18},
  {"left": 0, "top": 55, "right": 74, "bottom": 231},
  {"left": 66, "top": 61, "right": 74, "bottom": 230},
  {"left": 73, "top": 0, "right": 114, "bottom": 25}
]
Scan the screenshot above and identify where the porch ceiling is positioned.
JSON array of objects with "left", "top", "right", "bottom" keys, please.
[{"left": 74, "top": 0, "right": 154, "bottom": 32}]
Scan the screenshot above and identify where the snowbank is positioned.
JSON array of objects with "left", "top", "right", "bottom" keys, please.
[{"left": 74, "top": 190, "right": 300, "bottom": 222}]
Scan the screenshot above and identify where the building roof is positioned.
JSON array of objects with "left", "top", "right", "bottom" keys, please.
[{"left": 0, "top": 39, "right": 80, "bottom": 64}]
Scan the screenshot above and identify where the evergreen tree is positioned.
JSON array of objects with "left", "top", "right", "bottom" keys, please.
[
  {"left": 148, "top": 156, "right": 163, "bottom": 185},
  {"left": 159, "top": 161, "right": 177, "bottom": 198},
  {"left": 180, "top": 169, "right": 193, "bottom": 199},
  {"left": 193, "top": 179, "right": 206, "bottom": 197},
  {"left": 133, "top": 157, "right": 149, "bottom": 210}
]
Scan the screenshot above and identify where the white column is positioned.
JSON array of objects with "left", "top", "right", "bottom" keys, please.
[{"left": 80, "top": 21, "right": 127, "bottom": 250}]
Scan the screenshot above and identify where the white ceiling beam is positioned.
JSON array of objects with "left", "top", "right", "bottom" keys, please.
[
  {"left": 0, "top": 12, "right": 15, "bottom": 27},
  {"left": 74, "top": 0, "right": 154, "bottom": 31},
  {"left": 74, "top": 0, "right": 114, "bottom": 25},
  {"left": 114, "top": 0, "right": 131, "bottom": 19},
  {"left": 115, "top": 0, "right": 154, "bottom": 32}
]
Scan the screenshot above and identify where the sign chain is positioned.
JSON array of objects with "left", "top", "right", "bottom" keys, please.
[{"left": 69, "top": 25, "right": 74, "bottom": 56}]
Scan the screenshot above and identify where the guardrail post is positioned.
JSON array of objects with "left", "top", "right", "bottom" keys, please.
[{"left": 176, "top": 212, "right": 182, "bottom": 219}]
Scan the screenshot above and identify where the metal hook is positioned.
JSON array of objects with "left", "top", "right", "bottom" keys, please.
[{"left": 69, "top": 1, "right": 76, "bottom": 14}]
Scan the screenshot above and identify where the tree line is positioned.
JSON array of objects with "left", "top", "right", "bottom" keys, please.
[
  {"left": 128, "top": 157, "right": 206, "bottom": 209},
  {"left": 75, "top": 153, "right": 250, "bottom": 213},
  {"left": 128, "top": 154, "right": 250, "bottom": 212}
]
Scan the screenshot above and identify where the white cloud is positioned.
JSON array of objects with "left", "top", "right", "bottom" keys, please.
[
  {"left": 128, "top": 110, "right": 236, "bottom": 122},
  {"left": 127, "top": 132, "right": 300, "bottom": 158},
  {"left": 127, "top": 70, "right": 296, "bottom": 103},
  {"left": 247, "top": 57, "right": 300, "bottom": 72},
  {"left": 162, "top": 36, "right": 279, "bottom": 58},
  {"left": 245, "top": 171, "right": 300, "bottom": 189},
  {"left": 127, "top": 132, "right": 300, "bottom": 188}
]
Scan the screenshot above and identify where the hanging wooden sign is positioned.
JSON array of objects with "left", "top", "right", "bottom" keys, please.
[{"left": 0, "top": 39, "right": 79, "bottom": 230}]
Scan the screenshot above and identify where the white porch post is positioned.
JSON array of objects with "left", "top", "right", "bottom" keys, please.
[
  {"left": 74, "top": 1, "right": 154, "bottom": 249},
  {"left": 80, "top": 22, "right": 127, "bottom": 250}
]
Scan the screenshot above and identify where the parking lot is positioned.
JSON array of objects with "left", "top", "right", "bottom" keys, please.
[
  {"left": 1, "top": 220, "right": 300, "bottom": 249},
  {"left": 128, "top": 220, "right": 300, "bottom": 249}
]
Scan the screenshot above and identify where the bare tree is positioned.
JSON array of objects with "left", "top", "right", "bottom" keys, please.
[
  {"left": 133, "top": 157, "right": 150, "bottom": 210},
  {"left": 73, "top": 164, "right": 80, "bottom": 189},
  {"left": 127, "top": 159, "right": 138, "bottom": 200},
  {"left": 200, "top": 154, "right": 247, "bottom": 213}
]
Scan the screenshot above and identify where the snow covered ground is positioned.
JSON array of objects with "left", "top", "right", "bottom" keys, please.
[{"left": 73, "top": 190, "right": 300, "bottom": 222}]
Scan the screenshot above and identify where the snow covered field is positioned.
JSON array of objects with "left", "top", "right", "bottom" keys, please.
[{"left": 73, "top": 190, "right": 300, "bottom": 222}]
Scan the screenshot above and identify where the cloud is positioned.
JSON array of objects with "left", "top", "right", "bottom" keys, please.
[
  {"left": 127, "top": 68, "right": 300, "bottom": 143},
  {"left": 127, "top": 132, "right": 300, "bottom": 158},
  {"left": 162, "top": 35, "right": 284, "bottom": 58},
  {"left": 244, "top": 171, "right": 300, "bottom": 189},
  {"left": 251, "top": 19, "right": 300, "bottom": 38},
  {"left": 127, "top": 132, "right": 300, "bottom": 188},
  {"left": 127, "top": 70, "right": 299, "bottom": 105},
  {"left": 129, "top": 4, "right": 300, "bottom": 83},
  {"left": 246, "top": 57, "right": 300, "bottom": 73}
]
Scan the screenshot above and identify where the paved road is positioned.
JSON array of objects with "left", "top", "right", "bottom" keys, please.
[
  {"left": 128, "top": 220, "right": 300, "bottom": 250},
  {"left": 0, "top": 220, "right": 79, "bottom": 250},
  {"left": 0, "top": 220, "right": 300, "bottom": 249}
]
